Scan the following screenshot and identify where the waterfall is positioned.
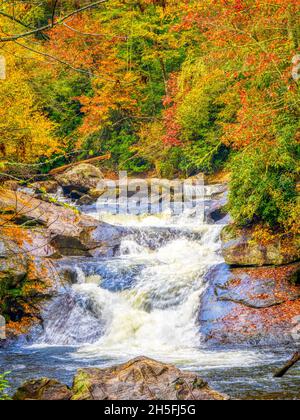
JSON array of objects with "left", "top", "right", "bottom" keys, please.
[
  {"left": 6, "top": 183, "right": 296, "bottom": 399},
  {"left": 74, "top": 224, "right": 224, "bottom": 363},
  {"left": 34, "top": 182, "right": 236, "bottom": 366}
]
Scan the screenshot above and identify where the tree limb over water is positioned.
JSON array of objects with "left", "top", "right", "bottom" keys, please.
[{"left": 274, "top": 352, "right": 300, "bottom": 378}]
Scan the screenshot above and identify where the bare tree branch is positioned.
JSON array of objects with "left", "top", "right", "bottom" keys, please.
[
  {"left": 274, "top": 352, "right": 300, "bottom": 378},
  {"left": 13, "top": 40, "right": 94, "bottom": 77},
  {"left": 0, "top": 10, "right": 35, "bottom": 30},
  {"left": 0, "top": 0, "right": 109, "bottom": 43},
  {"left": 12, "top": 39, "right": 116, "bottom": 82},
  {"left": 0, "top": 10, "right": 49, "bottom": 41},
  {"left": 62, "top": 22, "right": 127, "bottom": 40}
]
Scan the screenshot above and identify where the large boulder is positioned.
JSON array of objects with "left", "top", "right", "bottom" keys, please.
[
  {"left": 221, "top": 226, "right": 299, "bottom": 267},
  {"left": 199, "top": 262, "right": 300, "bottom": 346},
  {"left": 14, "top": 357, "right": 228, "bottom": 400},
  {"left": 0, "top": 189, "right": 122, "bottom": 258},
  {"left": 55, "top": 164, "right": 105, "bottom": 199},
  {"left": 0, "top": 187, "right": 122, "bottom": 341}
]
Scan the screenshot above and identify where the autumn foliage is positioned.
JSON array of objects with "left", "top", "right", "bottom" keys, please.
[{"left": 0, "top": 0, "right": 298, "bottom": 230}]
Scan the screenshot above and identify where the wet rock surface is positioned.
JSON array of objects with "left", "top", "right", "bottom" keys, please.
[
  {"left": 200, "top": 262, "right": 300, "bottom": 346},
  {"left": 13, "top": 357, "right": 229, "bottom": 400},
  {"left": 31, "top": 180, "right": 59, "bottom": 194},
  {"left": 0, "top": 189, "right": 122, "bottom": 258},
  {"left": 0, "top": 187, "right": 122, "bottom": 342}
]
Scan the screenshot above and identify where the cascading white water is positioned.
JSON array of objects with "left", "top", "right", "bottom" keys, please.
[
  {"left": 74, "top": 224, "right": 223, "bottom": 362},
  {"left": 4, "top": 184, "right": 297, "bottom": 400},
  {"left": 34, "top": 183, "right": 264, "bottom": 369}
]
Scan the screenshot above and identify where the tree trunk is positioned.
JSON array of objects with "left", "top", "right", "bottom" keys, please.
[
  {"left": 49, "top": 153, "right": 111, "bottom": 176},
  {"left": 274, "top": 352, "right": 300, "bottom": 378}
]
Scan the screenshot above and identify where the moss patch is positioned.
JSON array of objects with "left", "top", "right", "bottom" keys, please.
[{"left": 71, "top": 371, "right": 92, "bottom": 400}]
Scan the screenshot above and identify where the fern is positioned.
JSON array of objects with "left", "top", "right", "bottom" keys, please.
[{"left": 0, "top": 372, "right": 12, "bottom": 400}]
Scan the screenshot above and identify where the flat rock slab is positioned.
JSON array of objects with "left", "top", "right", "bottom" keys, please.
[
  {"left": 14, "top": 357, "right": 229, "bottom": 400},
  {"left": 0, "top": 189, "right": 122, "bottom": 257},
  {"left": 0, "top": 188, "right": 122, "bottom": 341},
  {"left": 200, "top": 263, "right": 300, "bottom": 346}
]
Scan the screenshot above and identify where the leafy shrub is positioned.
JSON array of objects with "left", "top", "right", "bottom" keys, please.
[{"left": 228, "top": 135, "right": 299, "bottom": 228}]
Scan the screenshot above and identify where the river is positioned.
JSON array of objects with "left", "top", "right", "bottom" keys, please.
[{"left": 0, "top": 183, "right": 299, "bottom": 399}]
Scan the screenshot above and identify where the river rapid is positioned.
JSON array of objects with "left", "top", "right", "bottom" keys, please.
[{"left": 0, "top": 183, "right": 299, "bottom": 399}]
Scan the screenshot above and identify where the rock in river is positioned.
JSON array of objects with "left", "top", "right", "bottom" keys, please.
[
  {"left": 14, "top": 378, "right": 73, "bottom": 401},
  {"left": 0, "top": 187, "right": 122, "bottom": 341},
  {"left": 55, "top": 163, "right": 106, "bottom": 200},
  {"left": 200, "top": 262, "right": 300, "bottom": 346},
  {"left": 14, "top": 357, "right": 229, "bottom": 400}
]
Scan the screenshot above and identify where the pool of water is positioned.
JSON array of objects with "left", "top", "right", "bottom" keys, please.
[{"left": 1, "top": 183, "right": 299, "bottom": 400}]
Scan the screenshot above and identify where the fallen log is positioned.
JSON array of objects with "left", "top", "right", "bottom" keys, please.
[
  {"left": 48, "top": 153, "right": 111, "bottom": 176},
  {"left": 274, "top": 352, "right": 300, "bottom": 378}
]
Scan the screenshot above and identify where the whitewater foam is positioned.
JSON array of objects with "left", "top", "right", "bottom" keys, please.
[{"left": 33, "top": 182, "right": 266, "bottom": 369}]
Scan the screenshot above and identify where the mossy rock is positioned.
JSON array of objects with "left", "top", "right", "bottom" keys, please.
[
  {"left": 14, "top": 358, "right": 228, "bottom": 400},
  {"left": 221, "top": 225, "right": 300, "bottom": 267},
  {"left": 14, "top": 378, "right": 72, "bottom": 400},
  {"left": 71, "top": 371, "right": 92, "bottom": 401}
]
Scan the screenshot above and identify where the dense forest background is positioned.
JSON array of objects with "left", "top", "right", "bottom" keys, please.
[{"left": 0, "top": 0, "right": 299, "bottom": 233}]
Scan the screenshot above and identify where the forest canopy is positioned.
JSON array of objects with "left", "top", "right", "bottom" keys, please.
[{"left": 0, "top": 0, "right": 299, "bottom": 231}]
